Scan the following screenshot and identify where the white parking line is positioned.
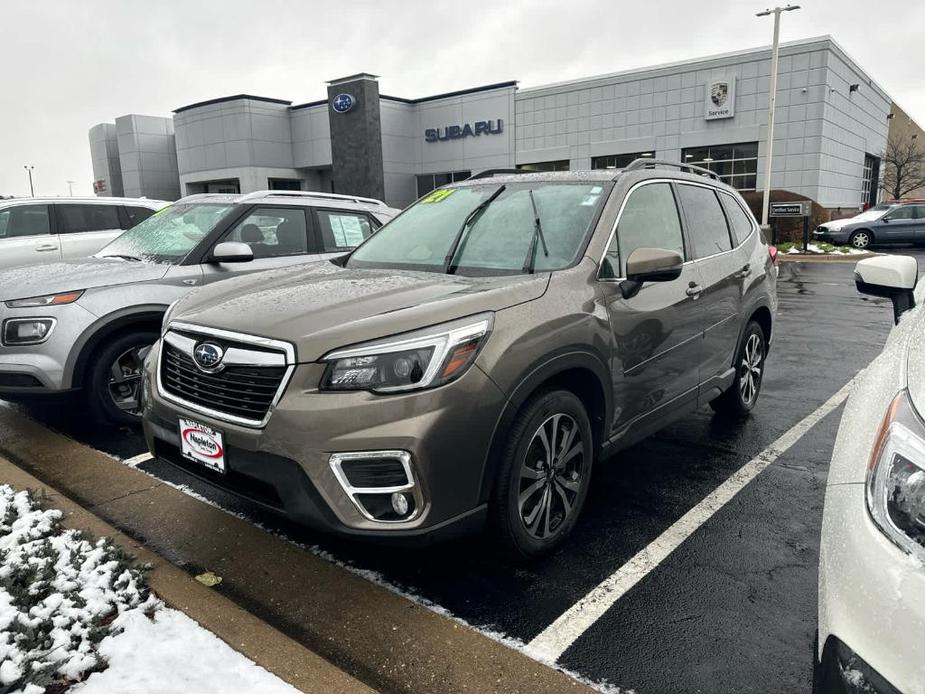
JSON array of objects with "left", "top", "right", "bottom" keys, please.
[
  {"left": 122, "top": 453, "right": 154, "bottom": 468},
  {"left": 524, "top": 378, "right": 857, "bottom": 665}
]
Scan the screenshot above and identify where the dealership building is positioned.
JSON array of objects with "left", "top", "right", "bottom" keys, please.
[{"left": 90, "top": 35, "right": 923, "bottom": 210}]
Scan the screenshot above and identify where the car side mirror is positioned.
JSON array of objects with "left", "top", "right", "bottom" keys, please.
[
  {"left": 855, "top": 255, "right": 917, "bottom": 324},
  {"left": 211, "top": 241, "right": 253, "bottom": 264},
  {"left": 620, "top": 248, "right": 684, "bottom": 299}
]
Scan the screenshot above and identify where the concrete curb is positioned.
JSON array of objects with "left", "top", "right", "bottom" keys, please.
[
  {"left": 0, "top": 407, "right": 591, "bottom": 694},
  {"left": 0, "top": 454, "right": 374, "bottom": 694},
  {"left": 777, "top": 252, "right": 876, "bottom": 263}
]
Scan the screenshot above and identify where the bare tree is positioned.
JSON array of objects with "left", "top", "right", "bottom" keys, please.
[{"left": 881, "top": 133, "right": 925, "bottom": 200}]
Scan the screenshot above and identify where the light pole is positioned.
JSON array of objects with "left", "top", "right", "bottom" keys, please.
[
  {"left": 756, "top": 4, "right": 800, "bottom": 229},
  {"left": 23, "top": 165, "right": 34, "bottom": 197}
]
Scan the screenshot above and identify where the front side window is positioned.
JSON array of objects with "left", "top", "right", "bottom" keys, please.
[
  {"left": 125, "top": 206, "right": 156, "bottom": 227},
  {"left": 719, "top": 193, "right": 756, "bottom": 246},
  {"left": 221, "top": 207, "right": 308, "bottom": 259},
  {"left": 316, "top": 211, "right": 374, "bottom": 251},
  {"left": 56, "top": 204, "right": 121, "bottom": 233},
  {"left": 98, "top": 204, "right": 231, "bottom": 263},
  {"left": 603, "top": 183, "right": 684, "bottom": 278},
  {"left": 0, "top": 205, "right": 50, "bottom": 239},
  {"left": 348, "top": 182, "right": 609, "bottom": 275},
  {"left": 677, "top": 184, "right": 733, "bottom": 259}
]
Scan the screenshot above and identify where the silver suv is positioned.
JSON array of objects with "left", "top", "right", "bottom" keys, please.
[
  {"left": 0, "top": 197, "right": 168, "bottom": 269},
  {"left": 0, "top": 190, "right": 399, "bottom": 424}
]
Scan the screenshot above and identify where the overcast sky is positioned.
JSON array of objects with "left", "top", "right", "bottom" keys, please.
[{"left": 1, "top": 0, "right": 922, "bottom": 197}]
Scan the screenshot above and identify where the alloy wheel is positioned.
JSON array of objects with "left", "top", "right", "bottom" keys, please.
[
  {"left": 739, "top": 333, "right": 763, "bottom": 406},
  {"left": 107, "top": 346, "right": 146, "bottom": 416},
  {"left": 518, "top": 413, "right": 585, "bottom": 540},
  {"left": 852, "top": 232, "right": 870, "bottom": 249}
]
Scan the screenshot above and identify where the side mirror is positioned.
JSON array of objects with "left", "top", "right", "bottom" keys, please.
[
  {"left": 855, "top": 255, "right": 917, "bottom": 324},
  {"left": 211, "top": 241, "right": 253, "bottom": 264},
  {"left": 620, "top": 248, "right": 684, "bottom": 299}
]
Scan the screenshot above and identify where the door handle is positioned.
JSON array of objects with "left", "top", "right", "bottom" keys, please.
[
  {"left": 34, "top": 244, "right": 58, "bottom": 252},
  {"left": 734, "top": 263, "right": 752, "bottom": 279},
  {"left": 686, "top": 282, "right": 703, "bottom": 298}
]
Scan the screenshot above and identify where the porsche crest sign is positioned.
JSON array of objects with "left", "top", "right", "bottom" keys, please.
[{"left": 705, "top": 77, "right": 736, "bottom": 120}]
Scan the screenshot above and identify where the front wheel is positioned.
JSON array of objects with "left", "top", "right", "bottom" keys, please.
[
  {"left": 849, "top": 229, "right": 872, "bottom": 249},
  {"left": 710, "top": 321, "right": 766, "bottom": 417},
  {"left": 490, "top": 390, "right": 593, "bottom": 559},
  {"left": 86, "top": 330, "right": 158, "bottom": 426}
]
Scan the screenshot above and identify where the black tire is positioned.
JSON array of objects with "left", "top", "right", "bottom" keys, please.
[
  {"left": 490, "top": 389, "right": 593, "bottom": 559},
  {"left": 86, "top": 330, "right": 158, "bottom": 426},
  {"left": 710, "top": 321, "right": 766, "bottom": 417},
  {"left": 849, "top": 229, "right": 873, "bottom": 250}
]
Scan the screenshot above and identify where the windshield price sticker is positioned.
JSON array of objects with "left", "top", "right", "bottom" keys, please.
[{"left": 421, "top": 189, "right": 456, "bottom": 204}]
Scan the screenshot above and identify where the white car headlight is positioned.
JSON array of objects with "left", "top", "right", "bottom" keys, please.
[
  {"left": 867, "top": 391, "right": 925, "bottom": 559},
  {"left": 320, "top": 313, "right": 493, "bottom": 393},
  {"left": 5, "top": 290, "right": 84, "bottom": 308}
]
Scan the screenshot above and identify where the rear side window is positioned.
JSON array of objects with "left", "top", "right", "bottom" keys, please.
[
  {"left": 886, "top": 206, "right": 916, "bottom": 221},
  {"left": 125, "top": 206, "right": 157, "bottom": 227},
  {"left": 604, "top": 182, "right": 684, "bottom": 278},
  {"left": 316, "top": 210, "right": 374, "bottom": 252},
  {"left": 719, "top": 194, "right": 755, "bottom": 246},
  {"left": 56, "top": 204, "right": 121, "bottom": 234},
  {"left": 0, "top": 205, "right": 51, "bottom": 238},
  {"left": 677, "top": 185, "right": 733, "bottom": 258}
]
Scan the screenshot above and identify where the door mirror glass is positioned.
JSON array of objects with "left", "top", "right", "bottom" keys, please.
[
  {"left": 620, "top": 248, "right": 684, "bottom": 299},
  {"left": 211, "top": 241, "right": 254, "bottom": 263},
  {"left": 855, "top": 255, "right": 918, "bottom": 324}
]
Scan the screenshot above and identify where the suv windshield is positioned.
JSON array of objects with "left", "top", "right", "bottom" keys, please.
[
  {"left": 347, "top": 182, "right": 610, "bottom": 275},
  {"left": 98, "top": 203, "right": 232, "bottom": 263}
]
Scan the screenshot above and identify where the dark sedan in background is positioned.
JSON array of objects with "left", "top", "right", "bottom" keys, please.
[{"left": 814, "top": 200, "right": 925, "bottom": 249}]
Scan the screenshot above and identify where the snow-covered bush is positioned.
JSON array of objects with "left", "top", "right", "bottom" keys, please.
[{"left": 0, "top": 486, "right": 155, "bottom": 693}]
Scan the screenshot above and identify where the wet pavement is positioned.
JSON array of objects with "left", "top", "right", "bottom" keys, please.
[{"left": 12, "top": 251, "right": 921, "bottom": 693}]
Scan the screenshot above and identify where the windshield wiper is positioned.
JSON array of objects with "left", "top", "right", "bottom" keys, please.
[
  {"left": 521, "top": 189, "right": 549, "bottom": 274},
  {"left": 102, "top": 254, "right": 142, "bottom": 262},
  {"left": 443, "top": 185, "right": 506, "bottom": 274}
]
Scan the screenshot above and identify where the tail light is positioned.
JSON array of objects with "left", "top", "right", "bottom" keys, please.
[{"left": 768, "top": 245, "right": 778, "bottom": 265}]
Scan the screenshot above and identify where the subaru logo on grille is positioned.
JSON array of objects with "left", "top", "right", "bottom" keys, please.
[
  {"left": 331, "top": 93, "right": 355, "bottom": 113},
  {"left": 193, "top": 342, "right": 224, "bottom": 370}
]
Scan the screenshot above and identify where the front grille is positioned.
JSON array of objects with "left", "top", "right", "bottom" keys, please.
[{"left": 160, "top": 340, "right": 286, "bottom": 422}]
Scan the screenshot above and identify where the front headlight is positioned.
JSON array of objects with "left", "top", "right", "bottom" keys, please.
[
  {"left": 867, "top": 390, "right": 925, "bottom": 559},
  {"left": 5, "top": 291, "right": 84, "bottom": 308},
  {"left": 320, "top": 313, "right": 493, "bottom": 393}
]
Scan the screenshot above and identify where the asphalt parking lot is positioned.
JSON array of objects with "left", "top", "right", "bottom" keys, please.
[{"left": 10, "top": 251, "right": 920, "bottom": 693}]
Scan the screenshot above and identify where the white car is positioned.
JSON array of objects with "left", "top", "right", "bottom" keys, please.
[
  {"left": 818, "top": 254, "right": 925, "bottom": 692},
  {"left": 0, "top": 197, "right": 168, "bottom": 269}
]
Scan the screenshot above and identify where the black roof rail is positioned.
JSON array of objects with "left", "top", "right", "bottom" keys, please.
[
  {"left": 622, "top": 158, "right": 721, "bottom": 182},
  {"left": 466, "top": 168, "right": 538, "bottom": 180}
]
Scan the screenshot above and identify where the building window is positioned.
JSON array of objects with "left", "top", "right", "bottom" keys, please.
[
  {"left": 681, "top": 142, "right": 758, "bottom": 191},
  {"left": 862, "top": 153, "right": 880, "bottom": 205},
  {"left": 186, "top": 179, "right": 241, "bottom": 195},
  {"left": 416, "top": 171, "right": 472, "bottom": 198},
  {"left": 268, "top": 178, "right": 302, "bottom": 191},
  {"left": 591, "top": 152, "right": 655, "bottom": 170},
  {"left": 517, "top": 161, "right": 570, "bottom": 172}
]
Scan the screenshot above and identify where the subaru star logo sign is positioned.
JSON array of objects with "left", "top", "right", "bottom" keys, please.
[
  {"left": 332, "top": 93, "right": 355, "bottom": 113},
  {"left": 193, "top": 342, "right": 224, "bottom": 371}
]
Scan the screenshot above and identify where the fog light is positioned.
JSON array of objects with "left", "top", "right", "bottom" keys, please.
[
  {"left": 390, "top": 492, "right": 409, "bottom": 516},
  {"left": 2, "top": 318, "right": 55, "bottom": 346}
]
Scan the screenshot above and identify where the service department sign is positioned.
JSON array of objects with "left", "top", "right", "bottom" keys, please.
[{"left": 704, "top": 77, "right": 736, "bottom": 120}]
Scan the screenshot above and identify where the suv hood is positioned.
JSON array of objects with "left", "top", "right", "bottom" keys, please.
[
  {"left": 0, "top": 258, "right": 169, "bottom": 302},
  {"left": 171, "top": 261, "right": 549, "bottom": 362}
]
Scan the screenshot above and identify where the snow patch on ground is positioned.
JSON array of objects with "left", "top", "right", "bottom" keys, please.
[
  {"left": 0, "top": 484, "right": 298, "bottom": 694},
  {"left": 785, "top": 242, "right": 867, "bottom": 255}
]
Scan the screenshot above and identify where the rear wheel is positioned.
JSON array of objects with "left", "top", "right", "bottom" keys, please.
[
  {"left": 491, "top": 390, "right": 593, "bottom": 559},
  {"left": 86, "top": 330, "right": 158, "bottom": 426},
  {"left": 710, "top": 321, "right": 766, "bottom": 417},
  {"left": 849, "top": 229, "right": 872, "bottom": 249}
]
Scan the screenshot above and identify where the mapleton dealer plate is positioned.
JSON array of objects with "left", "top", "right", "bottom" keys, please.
[{"left": 179, "top": 418, "right": 225, "bottom": 473}]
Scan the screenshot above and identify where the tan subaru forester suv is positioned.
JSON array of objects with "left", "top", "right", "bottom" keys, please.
[{"left": 141, "top": 160, "right": 777, "bottom": 558}]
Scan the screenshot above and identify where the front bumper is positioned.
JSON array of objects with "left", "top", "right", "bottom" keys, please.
[
  {"left": 813, "top": 229, "right": 851, "bottom": 244},
  {"left": 818, "top": 483, "right": 925, "bottom": 692},
  {"left": 0, "top": 303, "right": 98, "bottom": 395},
  {"left": 141, "top": 339, "right": 506, "bottom": 540}
]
